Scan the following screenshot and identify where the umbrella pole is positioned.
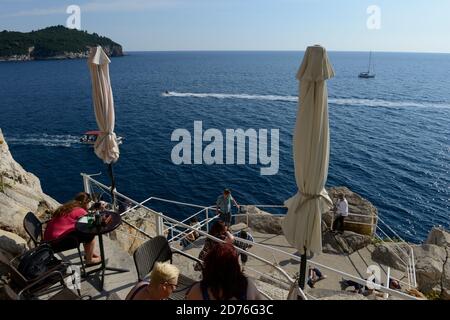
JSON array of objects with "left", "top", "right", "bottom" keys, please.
[
  {"left": 298, "top": 246, "right": 307, "bottom": 299},
  {"left": 107, "top": 163, "right": 116, "bottom": 210}
]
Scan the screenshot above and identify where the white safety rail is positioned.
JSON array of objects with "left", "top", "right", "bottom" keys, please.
[{"left": 82, "top": 173, "right": 418, "bottom": 300}]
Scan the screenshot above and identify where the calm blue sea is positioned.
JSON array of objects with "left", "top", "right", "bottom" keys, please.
[{"left": 0, "top": 51, "right": 449, "bottom": 243}]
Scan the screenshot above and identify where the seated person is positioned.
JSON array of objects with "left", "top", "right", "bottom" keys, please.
[
  {"left": 341, "top": 278, "right": 385, "bottom": 297},
  {"left": 389, "top": 278, "right": 401, "bottom": 290},
  {"left": 233, "top": 230, "right": 254, "bottom": 268},
  {"left": 307, "top": 267, "right": 327, "bottom": 288},
  {"left": 126, "top": 262, "right": 179, "bottom": 300},
  {"left": 180, "top": 217, "right": 200, "bottom": 248},
  {"left": 44, "top": 192, "right": 100, "bottom": 265},
  {"left": 341, "top": 279, "right": 365, "bottom": 294},
  {"left": 194, "top": 221, "right": 234, "bottom": 271},
  {"left": 186, "top": 243, "right": 261, "bottom": 300}
]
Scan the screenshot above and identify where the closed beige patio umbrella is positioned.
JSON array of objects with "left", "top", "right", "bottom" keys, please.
[
  {"left": 88, "top": 45, "right": 120, "bottom": 203},
  {"left": 282, "top": 45, "right": 335, "bottom": 291}
]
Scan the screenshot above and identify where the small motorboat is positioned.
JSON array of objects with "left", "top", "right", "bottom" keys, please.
[{"left": 80, "top": 131, "right": 123, "bottom": 145}]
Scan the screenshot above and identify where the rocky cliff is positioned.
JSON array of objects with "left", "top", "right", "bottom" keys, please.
[{"left": 0, "top": 129, "right": 59, "bottom": 237}]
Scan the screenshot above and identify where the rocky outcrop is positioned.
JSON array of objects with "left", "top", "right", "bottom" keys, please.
[
  {"left": 237, "top": 187, "right": 377, "bottom": 239},
  {"left": 0, "top": 230, "right": 28, "bottom": 257},
  {"left": 0, "top": 230, "right": 28, "bottom": 277},
  {"left": 426, "top": 226, "right": 450, "bottom": 247},
  {"left": 371, "top": 242, "right": 411, "bottom": 271},
  {"left": 110, "top": 207, "right": 157, "bottom": 255},
  {"left": 324, "top": 187, "right": 378, "bottom": 236},
  {"left": 0, "top": 129, "right": 59, "bottom": 237},
  {"left": 235, "top": 206, "right": 284, "bottom": 235},
  {"left": 371, "top": 227, "right": 450, "bottom": 300},
  {"left": 322, "top": 230, "right": 372, "bottom": 255}
]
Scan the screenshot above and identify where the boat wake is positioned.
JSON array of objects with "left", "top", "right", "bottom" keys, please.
[
  {"left": 163, "top": 91, "right": 450, "bottom": 109},
  {"left": 5, "top": 134, "right": 81, "bottom": 148}
]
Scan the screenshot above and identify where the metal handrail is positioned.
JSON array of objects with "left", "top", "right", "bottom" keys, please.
[
  {"left": 82, "top": 173, "right": 417, "bottom": 300},
  {"left": 82, "top": 173, "right": 303, "bottom": 296}
]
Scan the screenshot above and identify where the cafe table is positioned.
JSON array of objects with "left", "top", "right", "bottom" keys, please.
[{"left": 76, "top": 210, "right": 129, "bottom": 291}]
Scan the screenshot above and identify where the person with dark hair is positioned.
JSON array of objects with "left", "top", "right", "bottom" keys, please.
[
  {"left": 307, "top": 267, "right": 327, "bottom": 288},
  {"left": 194, "top": 221, "right": 234, "bottom": 271},
  {"left": 216, "top": 189, "right": 239, "bottom": 228},
  {"left": 44, "top": 192, "right": 101, "bottom": 265},
  {"left": 233, "top": 230, "right": 254, "bottom": 268},
  {"left": 186, "top": 243, "right": 261, "bottom": 300}
]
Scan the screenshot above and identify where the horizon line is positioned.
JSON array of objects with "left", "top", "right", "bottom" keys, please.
[{"left": 121, "top": 49, "right": 450, "bottom": 55}]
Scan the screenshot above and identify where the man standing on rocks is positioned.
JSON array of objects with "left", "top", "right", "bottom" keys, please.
[
  {"left": 333, "top": 193, "right": 348, "bottom": 233},
  {"left": 216, "top": 188, "right": 239, "bottom": 228}
]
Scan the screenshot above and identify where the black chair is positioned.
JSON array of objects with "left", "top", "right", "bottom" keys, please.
[
  {"left": 4, "top": 275, "right": 86, "bottom": 300},
  {"left": 133, "top": 236, "right": 201, "bottom": 300},
  {"left": 6, "top": 246, "right": 78, "bottom": 300},
  {"left": 23, "top": 212, "right": 86, "bottom": 276}
]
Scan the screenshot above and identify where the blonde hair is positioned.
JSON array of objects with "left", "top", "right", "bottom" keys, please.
[{"left": 149, "top": 262, "right": 179, "bottom": 285}]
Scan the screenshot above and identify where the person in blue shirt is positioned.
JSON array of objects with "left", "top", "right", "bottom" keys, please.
[{"left": 216, "top": 188, "right": 240, "bottom": 227}]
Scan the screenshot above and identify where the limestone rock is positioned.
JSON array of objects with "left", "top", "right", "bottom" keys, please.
[
  {"left": 414, "top": 244, "right": 447, "bottom": 295},
  {"left": 371, "top": 243, "right": 411, "bottom": 272},
  {"left": 322, "top": 230, "right": 372, "bottom": 254},
  {"left": 441, "top": 248, "right": 450, "bottom": 300},
  {"left": 0, "top": 129, "right": 59, "bottom": 236},
  {"left": 111, "top": 207, "right": 157, "bottom": 254},
  {"left": 0, "top": 229, "right": 28, "bottom": 257},
  {"left": 426, "top": 227, "right": 450, "bottom": 248},
  {"left": 235, "top": 206, "right": 284, "bottom": 235},
  {"left": 324, "top": 187, "right": 378, "bottom": 236}
]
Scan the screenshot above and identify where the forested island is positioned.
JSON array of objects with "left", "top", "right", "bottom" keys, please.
[{"left": 0, "top": 26, "right": 123, "bottom": 61}]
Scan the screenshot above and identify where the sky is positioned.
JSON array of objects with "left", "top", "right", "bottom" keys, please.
[{"left": 1, "top": 0, "right": 450, "bottom": 53}]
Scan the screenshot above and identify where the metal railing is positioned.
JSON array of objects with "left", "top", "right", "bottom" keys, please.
[
  {"left": 81, "top": 173, "right": 418, "bottom": 300},
  {"left": 82, "top": 173, "right": 305, "bottom": 300}
]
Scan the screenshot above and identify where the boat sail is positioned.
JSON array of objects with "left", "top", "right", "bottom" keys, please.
[{"left": 359, "top": 51, "right": 376, "bottom": 78}]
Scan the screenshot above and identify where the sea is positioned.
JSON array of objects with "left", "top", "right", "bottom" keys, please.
[{"left": 0, "top": 51, "right": 449, "bottom": 243}]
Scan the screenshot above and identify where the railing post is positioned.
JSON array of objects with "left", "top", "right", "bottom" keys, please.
[
  {"left": 155, "top": 214, "right": 164, "bottom": 236},
  {"left": 411, "top": 247, "right": 417, "bottom": 287},
  {"left": 331, "top": 211, "right": 335, "bottom": 231},
  {"left": 206, "top": 208, "right": 209, "bottom": 233},
  {"left": 82, "top": 174, "right": 91, "bottom": 196}
]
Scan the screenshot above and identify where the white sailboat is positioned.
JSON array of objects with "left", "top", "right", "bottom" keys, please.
[{"left": 359, "top": 51, "right": 376, "bottom": 78}]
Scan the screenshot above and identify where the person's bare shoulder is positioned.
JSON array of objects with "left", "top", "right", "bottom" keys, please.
[{"left": 185, "top": 282, "right": 203, "bottom": 300}]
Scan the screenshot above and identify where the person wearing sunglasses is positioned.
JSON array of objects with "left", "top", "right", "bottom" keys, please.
[{"left": 126, "top": 262, "right": 179, "bottom": 300}]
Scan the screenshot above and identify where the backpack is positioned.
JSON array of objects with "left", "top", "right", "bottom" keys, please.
[{"left": 17, "top": 244, "right": 65, "bottom": 280}]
